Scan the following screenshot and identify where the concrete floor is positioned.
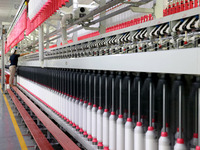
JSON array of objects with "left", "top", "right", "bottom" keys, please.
[{"left": 0, "top": 91, "right": 35, "bottom": 150}]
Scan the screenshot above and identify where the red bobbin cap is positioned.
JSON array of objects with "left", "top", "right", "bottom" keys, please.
[
  {"left": 111, "top": 112, "right": 115, "bottom": 115},
  {"left": 93, "top": 104, "right": 97, "bottom": 107},
  {"left": 103, "top": 146, "right": 109, "bottom": 150},
  {"left": 177, "top": 138, "right": 184, "bottom": 144},
  {"left": 118, "top": 115, "right": 123, "bottom": 118},
  {"left": 148, "top": 126, "right": 154, "bottom": 131},
  {"left": 98, "top": 106, "right": 102, "bottom": 110},
  {"left": 88, "top": 135, "right": 93, "bottom": 139},
  {"left": 166, "top": 123, "right": 169, "bottom": 127},
  {"left": 98, "top": 142, "right": 103, "bottom": 147},
  {"left": 104, "top": 109, "right": 108, "bottom": 112},
  {"left": 196, "top": 146, "right": 200, "bottom": 150},
  {"left": 184, "top": 41, "right": 188, "bottom": 45},
  {"left": 152, "top": 118, "right": 155, "bottom": 122},
  {"left": 137, "top": 122, "right": 142, "bottom": 126},
  {"left": 127, "top": 118, "right": 132, "bottom": 122},
  {"left": 161, "top": 132, "right": 168, "bottom": 137},
  {"left": 193, "top": 133, "right": 198, "bottom": 138}
]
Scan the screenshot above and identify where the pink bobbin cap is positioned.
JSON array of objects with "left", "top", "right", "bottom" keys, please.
[
  {"left": 104, "top": 109, "right": 108, "bottom": 112},
  {"left": 127, "top": 118, "right": 132, "bottom": 122},
  {"left": 98, "top": 142, "right": 103, "bottom": 147},
  {"left": 88, "top": 135, "right": 92, "bottom": 139},
  {"left": 193, "top": 133, "right": 198, "bottom": 138},
  {"left": 83, "top": 131, "right": 88, "bottom": 136},
  {"left": 118, "top": 115, "right": 123, "bottom": 118},
  {"left": 92, "top": 138, "right": 97, "bottom": 143},
  {"left": 161, "top": 132, "right": 168, "bottom": 137},
  {"left": 177, "top": 138, "right": 184, "bottom": 144},
  {"left": 148, "top": 126, "right": 154, "bottom": 131},
  {"left": 136, "top": 122, "right": 142, "bottom": 126},
  {"left": 103, "top": 146, "right": 109, "bottom": 150},
  {"left": 98, "top": 106, "right": 102, "bottom": 110},
  {"left": 111, "top": 112, "right": 115, "bottom": 115},
  {"left": 196, "top": 146, "right": 200, "bottom": 150},
  {"left": 79, "top": 128, "right": 83, "bottom": 133}
]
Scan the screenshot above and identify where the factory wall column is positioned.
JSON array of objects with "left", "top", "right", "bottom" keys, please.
[
  {"left": 39, "top": 24, "right": 44, "bottom": 68},
  {"left": 0, "top": 22, "right": 5, "bottom": 92}
]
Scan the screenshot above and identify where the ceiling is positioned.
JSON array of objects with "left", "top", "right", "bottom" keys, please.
[{"left": 0, "top": 0, "right": 22, "bottom": 28}]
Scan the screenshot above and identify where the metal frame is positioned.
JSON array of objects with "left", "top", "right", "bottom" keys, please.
[
  {"left": 31, "top": 7, "right": 200, "bottom": 52},
  {"left": 19, "top": 48, "right": 200, "bottom": 75}
]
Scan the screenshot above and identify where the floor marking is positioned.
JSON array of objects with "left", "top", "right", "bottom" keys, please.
[{"left": 0, "top": 86, "right": 27, "bottom": 150}]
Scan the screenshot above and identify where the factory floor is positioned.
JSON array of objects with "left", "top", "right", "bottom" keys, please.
[{"left": 0, "top": 87, "right": 35, "bottom": 150}]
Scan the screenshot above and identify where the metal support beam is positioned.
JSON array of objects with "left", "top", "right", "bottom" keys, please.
[
  {"left": 1, "top": 22, "right": 5, "bottom": 92},
  {"left": 93, "top": 0, "right": 100, "bottom": 4},
  {"left": 99, "top": 0, "right": 106, "bottom": 34},
  {"left": 72, "top": 0, "right": 78, "bottom": 43},
  {"left": 84, "top": 27, "right": 99, "bottom": 31},
  {"left": 56, "top": 21, "right": 62, "bottom": 46},
  {"left": 39, "top": 25, "right": 44, "bottom": 68},
  {"left": 130, "top": 7, "right": 154, "bottom": 13},
  {"left": 46, "top": 23, "right": 50, "bottom": 49},
  {"left": 44, "top": 21, "right": 57, "bottom": 29}
]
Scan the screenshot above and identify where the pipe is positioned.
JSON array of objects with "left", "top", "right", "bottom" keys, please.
[{"left": 61, "top": 14, "right": 72, "bottom": 45}]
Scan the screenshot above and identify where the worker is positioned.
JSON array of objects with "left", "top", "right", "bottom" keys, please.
[{"left": 9, "top": 49, "right": 29, "bottom": 87}]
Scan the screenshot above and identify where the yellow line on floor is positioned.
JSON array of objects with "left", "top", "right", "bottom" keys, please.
[{"left": 0, "top": 86, "right": 27, "bottom": 150}]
